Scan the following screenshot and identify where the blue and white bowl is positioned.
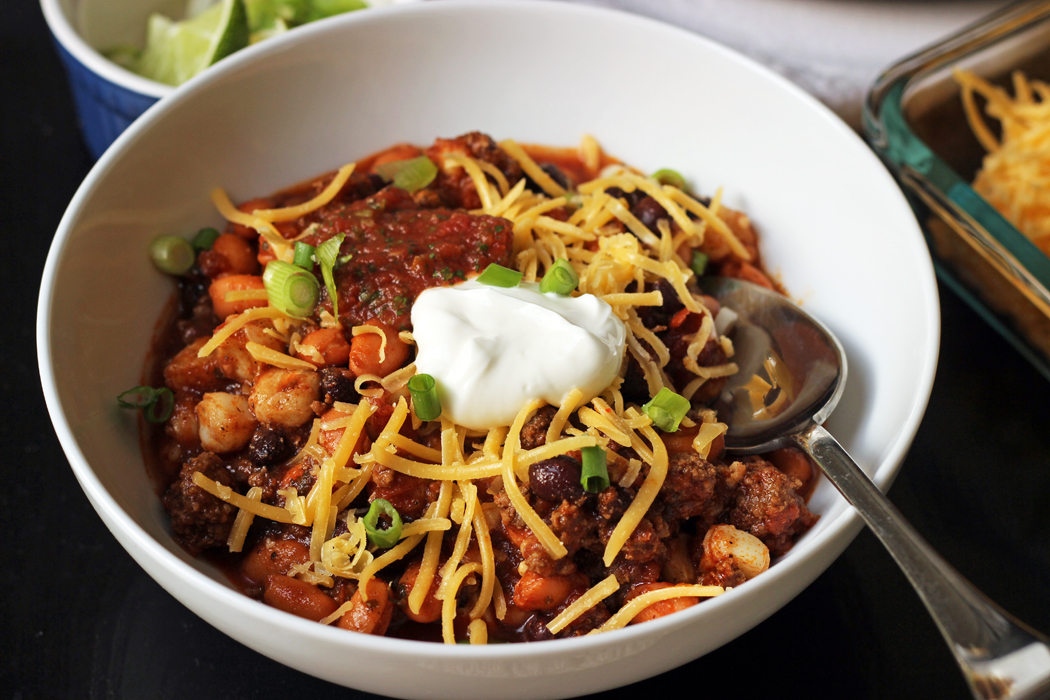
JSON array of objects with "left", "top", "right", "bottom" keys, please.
[
  {"left": 40, "top": 0, "right": 171, "bottom": 158},
  {"left": 40, "top": 0, "right": 417, "bottom": 159}
]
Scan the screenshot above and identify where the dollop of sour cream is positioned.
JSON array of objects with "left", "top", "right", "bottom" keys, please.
[{"left": 411, "top": 280, "right": 627, "bottom": 430}]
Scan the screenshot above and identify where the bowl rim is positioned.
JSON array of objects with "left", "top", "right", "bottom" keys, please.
[
  {"left": 37, "top": 0, "right": 941, "bottom": 665},
  {"left": 39, "top": 0, "right": 172, "bottom": 98}
]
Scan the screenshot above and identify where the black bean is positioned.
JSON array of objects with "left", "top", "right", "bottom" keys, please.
[
  {"left": 632, "top": 196, "right": 668, "bottom": 230},
  {"left": 684, "top": 195, "right": 712, "bottom": 220},
  {"left": 619, "top": 355, "right": 651, "bottom": 406},
  {"left": 523, "top": 614, "right": 556, "bottom": 642},
  {"left": 177, "top": 270, "right": 210, "bottom": 316},
  {"left": 320, "top": 367, "right": 358, "bottom": 404},
  {"left": 540, "top": 163, "right": 570, "bottom": 190},
  {"left": 529, "top": 456, "right": 584, "bottom": 502},
  {"left": 248, "top": 428, "right": 292, "bottom": 467},
  {"left": 524, "top": 163, "right": 572, "bottom": 193},
  {"left": 636, "top": 278, "right": 683, "bottom": 329},
  {"left": 606, "top": 186, "right": 644, "bottom": 209}
]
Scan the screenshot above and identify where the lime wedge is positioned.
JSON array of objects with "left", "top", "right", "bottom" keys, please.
[
  {"left": 136, "top": 0, "right": 250, "bottom": 87},
  {"left": 304, "top": 0, "right": 367, "bottom": 23}
]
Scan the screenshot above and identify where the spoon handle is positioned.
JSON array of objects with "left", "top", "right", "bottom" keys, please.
[{"left": 794, "top": 424, "right": 1050, "bottom": 700}]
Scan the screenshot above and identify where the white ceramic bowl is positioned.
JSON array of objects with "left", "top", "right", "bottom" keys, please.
[{"left": 37, "top": 2, "right": 940, "bottom": 698}]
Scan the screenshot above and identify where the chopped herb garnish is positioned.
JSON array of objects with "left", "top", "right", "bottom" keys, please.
[{"left": 315, "top": 233, "right": 346, "bottom": 318}]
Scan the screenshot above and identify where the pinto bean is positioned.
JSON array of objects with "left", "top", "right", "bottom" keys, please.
[
  {"left": 211, "top": 233, "right": 259, "bottom": 276},
  {"left": 298, "top": 328, "right": 351, "bottom": 367},
  {"left": 396, "top": 559, "right": 443, "bottom": 624},
  {"left": 767, "top": 447, "right": 814, "bottom": 497},
  {"left": 512, "top": 571, "right": 575, "bottom": 611},
  {"left": 660, "top": 426, "right": 700, "bottom": 455},
  {"left": 701, "top": 523, "right": 770, "bottom": 581},
  {"left": 249, "top": 368, "right": 321, "bottom": 428},
  {"left": 348, "top": 320, "right": 410, "bottom": 378},
  {"left": 528, "top": 456, "right": 583, "bottom": 502},
  {"left": 227, "top": 198, "right": 270, "bottom": 239},
  {"left": 338, "top": 579, "right": 393, "bottom": 635},
  {"left": 263, "top": 574, "right": 338, "bottom": 621},
  {"left": 242, "top": 538, "right": 310, "bottom": 586},
  {"left": 196, "top": 392, "right": 257, "bottom": 453},
  {"left": 625, "top": 582, "right": 698, "bottom": 625},
  {"left": 209, "top": 274, "right": 266, "bottom": 320}
]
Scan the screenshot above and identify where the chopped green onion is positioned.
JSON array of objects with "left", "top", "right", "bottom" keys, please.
[
  {"left": 363, "top": 498, "right": 403, "bottom": 549},
  {"left": 407, "top": 373, "right": 442, "bottom": 421},
  {"left": 144, "top": 387, "right": 175, "bottom": 423},
  {"left": 117, "top": 386, "right": 158, "bottom": 409},
  {"left": 263, "top": 260, "right": 319, "bottom": 318},
  {"left": 642, "top": 387, "right": 691, "bottom": 432},
  {"left": 476, "top": 263, "right": 522, "bottom": 288},
  {"left": 539, "top": 258, "right": 579, "bottom": 295},
  {"left": 315, "top": 233, "right": 346, "bottom": 318},
  {"left": 691, "top": 250, "right": 709, "bottom": 278},
  {"left": 149, "top": 235, "right": 195, "bottom": 275},
  {"left": 580, "top": 446, "right": 610, "bottom": 493},
  {"left": 375, "top": 156, "right": 438, "bottom": 193},
  {"left": 117, "top": 385, "right": 174, "bottom": 423},
  {"left": 192, "top": 227, "right": 220, "bottom": 251},
  {"left": 293, "top": 242, "right": 316, "bottom": 271},
  {"left": 652, "top": 168, "right": 686, "bottom": 190}
]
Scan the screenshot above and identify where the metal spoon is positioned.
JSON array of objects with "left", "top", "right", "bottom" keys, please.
[{"left": 701, "top": 277, "right": 1050, "bottom": 700}]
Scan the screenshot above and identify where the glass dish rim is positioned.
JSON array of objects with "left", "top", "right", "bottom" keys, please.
[{"left": 864, "top": 0, "right": 1050, "bottom": 379}]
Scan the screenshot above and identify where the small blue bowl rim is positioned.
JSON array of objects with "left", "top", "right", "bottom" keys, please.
[{"left": 40, "top": 0, "right": 175, "bottom": 101}]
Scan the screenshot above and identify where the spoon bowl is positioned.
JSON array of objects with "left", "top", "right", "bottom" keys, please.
[
  {"left": 702, "top": 277, "right": 846, "bottom": 453},
  {"left": 704, "top": 277, "right": 1050, "bottom": 700}
]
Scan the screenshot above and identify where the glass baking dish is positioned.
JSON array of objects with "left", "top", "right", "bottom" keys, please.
[{"left": 865, "top": 0, "right": 1050, "bottom": 379}]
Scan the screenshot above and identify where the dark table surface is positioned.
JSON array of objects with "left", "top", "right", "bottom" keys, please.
[{"left": 6, "top": 1, "right": 1050, "bottom": 698}]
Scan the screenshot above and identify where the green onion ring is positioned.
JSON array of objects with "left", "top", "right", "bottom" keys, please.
[
  {"left": 652, "top": 168, "right": 686, "bottom": 190},
  {"left": 192, "top": 227, "right": 220, "bottom": 251},
  {"left": 144, "top": 388, "right": 175, "bottom": 424},
  {"left": 263, "top": 260, "right": 320, "bottom": 318},
  {"left": 375, "top": 156, "right": 438, "bottom": 193},
  {"left": 539, "top": 258, "right": 579, "bottom": 295},
  {"left": 117, "top": 386, "right": 158, "bottom": 409},
  {"left": 407, "top": 373, "right": 442, "bottom": 421},
  {"left": 293, "top": 241, "right": 316, "bottom": 271},
  {"left": 363, "top": 498, "right": 403, "bottom": 549},
  {"left": 149, "top": 235, "right": 195, "bottom": 275},
  {"left": 642, "top": 387, "right": 691, "bottom": 433},
  {"left": 476, "top": 263, "right": 522, "bottom": 288},
  {"left": 691, "top": 250, "right": 709, "bottom": 278},
  {"left": 580, "top": 446, "right": 610, "bottom": 493}
]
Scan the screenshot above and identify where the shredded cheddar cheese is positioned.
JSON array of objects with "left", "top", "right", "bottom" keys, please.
[
  {"left": 596, "top": 584, "right": 725, "bottom": 632},
  {"left": 547, "top": 574, "right": 619, "bottom": 634},
  {"left": 179, "top": 136, "right": 764, "bottom": 643},
  {"left": 251, "top": 164, "right": 355, "bottom": 223},
  {"left": 957, "top": 68, "right": 1050, "bottom": 254}
]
